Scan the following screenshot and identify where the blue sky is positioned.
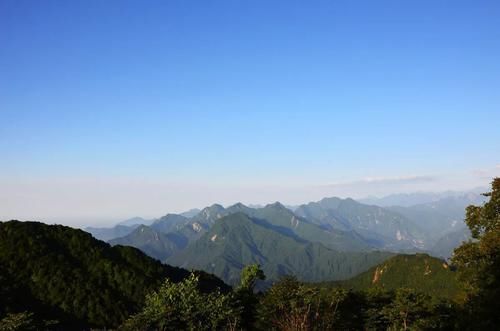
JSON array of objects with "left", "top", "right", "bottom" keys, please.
[{"left": 1, "top": 1, "right": 499, "bottom": 225}]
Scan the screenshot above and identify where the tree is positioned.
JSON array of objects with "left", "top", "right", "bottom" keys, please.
[
  {"left": 238, "top": 264, "right": 266, "bottom": 292},
  {"left": 362, "top": 288, "right": 393, "bottom": 330},
  {"left": 381, "top": 288, "right": 430, "bottom": 331},
  {"left": 122, "top": 273, "right": 237, "bottom": 331},
  {"left": 451, "top": 177, "right": 500, "bottom": 329},
  {"left": 235, "top": 264, "right": 265, "bottom": 329},
  {"left": 257, "top": 276, "right": 352, "bottom": 331},
  {"left": 257, "top": 276, "right": 314, "bottom": 331}
]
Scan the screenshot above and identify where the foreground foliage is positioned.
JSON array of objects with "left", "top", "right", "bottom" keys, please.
[
  {"left": 452, "top": 177, "right": 500, "bottom": 329},
  {"left": 122, "top": 274, "right": 237, "bottom": 331},
  {"left": 122, "top": 270, "right": 459, "bottom": 331}
]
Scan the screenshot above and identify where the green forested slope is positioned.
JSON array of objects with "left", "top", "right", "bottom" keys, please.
[
  {"left": 232, "top": 202, "right": 371, "bottom": 251},
  {"left": 109, "top": 224, "right": 184, "bottom": 261},
  {"left": 325, "top": 254, "right": 462, "bottom": 299},
  {"left": 0, "top": 220, "right": 228, "bottom": 329},
  {"left": 167, "top": 213, "right": 393, "bottom": 285}
]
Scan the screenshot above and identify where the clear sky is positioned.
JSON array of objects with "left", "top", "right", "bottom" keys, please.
[{"left": 1, "top": 1, "right": 499, "bottom": 226}]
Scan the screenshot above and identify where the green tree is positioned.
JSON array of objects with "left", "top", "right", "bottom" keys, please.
[
  {"left": 238, "top": 264, "right": 266, "bottom": 292},
  {"left": 362, "top": 288, "right": 393, "bottom": 330},
  {"left": 257, "top": 276, "right": 352, "bottom": 331},
  {"left": 234, "top": 264, "right": 265, "bottom": 329},
  {"left": 381, "top": 288, "right": 430, "bottom": 331},
  {"left": 451, "top": 177, "right": 500, "bottom": 329},
  {"left": 122, "top": 273, "right": 237, "bottom": 331}
]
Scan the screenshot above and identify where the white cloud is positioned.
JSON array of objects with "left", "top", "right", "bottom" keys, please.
[{"left": 322, "top": 175, "right": 435, "bottom": 187}]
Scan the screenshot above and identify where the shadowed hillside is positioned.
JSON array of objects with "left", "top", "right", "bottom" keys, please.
[{"left": 0, "top": 220, "right": 228, "bottom": 329}]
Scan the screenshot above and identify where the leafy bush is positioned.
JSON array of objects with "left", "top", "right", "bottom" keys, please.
[{"left": 122, "top": 274, "right": 239, "bottom": 331}]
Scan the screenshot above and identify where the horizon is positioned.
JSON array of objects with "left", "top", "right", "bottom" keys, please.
[
  {"left": 1, "top": 1, "right": 499, "bottom": 226},
  {"left": 4, "top": 185, "right": 491, "bottom": 228}
]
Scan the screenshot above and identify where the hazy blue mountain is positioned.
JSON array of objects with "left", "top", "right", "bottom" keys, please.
[
  {"left": 294, "top": 197, "right": 426, "bottom": 250},
  {"left": 360, "top": 193, "right": 453, "bottom": 207},
  {"left": 117, "top": 216, "right": 152, "bottom": 226},
  {"left": 85, "top": 214, "right": 189, "bottom": 242},
  {"left": 359, "top": 188, "right": 487, "bottom": 207},
  {"left": 387, "top": 193, "right": 485, "bottom": 240},
  {"left": 150, "top": 213, "right": 189, "bottom": 234},
  {"left": 431, "top": 227, "right": 472, "bottom": 259},
  {"left": 105, "top": 205, "right": 230, "bottom": 260},
  {"left": 167, "top": 212, "right": 393, "bottom": 285},
  {"left": 109, "top": 225, "right": 184, "bottom": 261},
  {"left": 169, "top": 204, "right": 232, "bottom": 245},
  {"left": 85, "top": 224, "right": 139, "bottom": 241}
]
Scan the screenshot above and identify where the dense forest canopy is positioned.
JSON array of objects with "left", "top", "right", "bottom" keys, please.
[{"left": 0, "top": 221, "right": 228, "bottom": 329}]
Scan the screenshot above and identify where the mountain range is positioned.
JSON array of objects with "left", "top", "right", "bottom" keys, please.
[
  {"left": 84, "top": 192, "right": 483, "bottom": 285},
  {"left": 294, "top": 197, "right": 426, "bottom": 250},
  {"left": 359, "top": 188, "right": 486, "bottom": 207},
  {"left": 167, "top": 211, "right": 393, "bottom": 285}
]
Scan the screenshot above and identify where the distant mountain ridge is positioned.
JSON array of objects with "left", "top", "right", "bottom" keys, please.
[
  {"left": 431, "top": 227, "right": 472, "bottom": 258},
  {"left": 109, "top": 201, "right": 374, "bottom": 262},
  {"left": 109, "top": 225, "right": 184, "bottom": 261},
  {"left": 359, "top": 188, "right": 486, "bottom": 207},
  {"left": 85, "top": 224, "right": 139, "bottom": 241},
  {"left": 105, "top": 201, "right": 397, "bottom": 284},
  {"left": 118, "top": 216, "right": 152, "bottom": 226},
  {"left": 167, "top": 212, "right": 393, "bottom": 285},
  {"left": 84, "top": 192, "right": 485, "bottom": 283},
  {"left": 387, "top": 193, "right": 485, "bottom": 235},
  {"left": 294, "top": 197, "right": 426, "bottom": 250}
]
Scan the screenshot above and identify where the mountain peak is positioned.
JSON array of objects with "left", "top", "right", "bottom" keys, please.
[
  {"left": 230, "top": 202, "right": 247, "bottom": 208},
  {"left": 318, "top": 197, "right": 343, "bottom": 209},
  {"left": 265, "top": 201, "right": 287, "bottom": 210},
  {"left": 154, "top": 213, "right": 186, "bottom": 223},
  {"left": 208, "top": 203, "right": 225, "bottom": 211},
  {"left": 135, "top": 224, "right": 154, "bottom": 233},
  {"left": 156, "top": 213, "right": 187, "bottom": 222},
  {"left": 226, "top": 202, "right": 251, "bottom": 214},
  {"left": 200, "top": 204, "right": 225, "bottom": 214},
  {"left": 197, "top": 204, "right": 226, "bottom": 221},
  {"left": 117, "top": 216, "right": 150, "bottom": 226}
]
